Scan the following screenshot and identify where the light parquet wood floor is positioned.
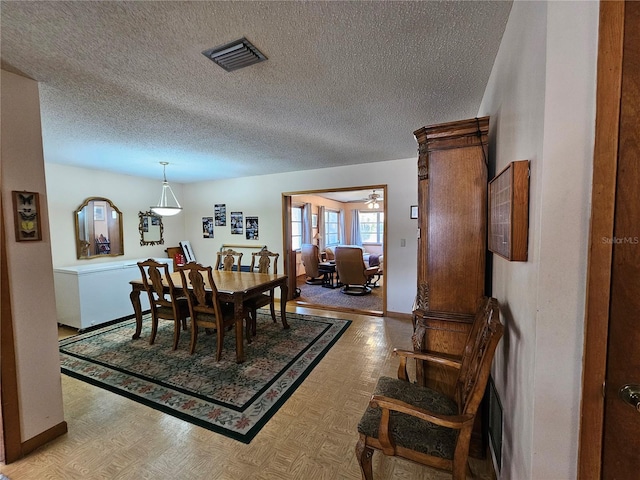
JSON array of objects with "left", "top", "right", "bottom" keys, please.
[{"left": 1, "top": 306, "right": 494, "bottom": 480}]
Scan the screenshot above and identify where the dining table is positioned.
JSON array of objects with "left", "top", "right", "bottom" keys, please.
[{"left": 129, "top": 270, "right": 289, "bottom": 363}]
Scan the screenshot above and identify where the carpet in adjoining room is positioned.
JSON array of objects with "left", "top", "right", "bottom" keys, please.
[
  {"left": 59, "top": 312, "right": 350, "bottom": 443},
  {"left": 295, "top": 274, "right": 383, "bottom": 312}
]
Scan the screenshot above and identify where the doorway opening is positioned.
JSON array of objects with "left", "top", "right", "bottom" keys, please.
[{"left": 282, "top": 185, "right": 387, "bottom": 316}]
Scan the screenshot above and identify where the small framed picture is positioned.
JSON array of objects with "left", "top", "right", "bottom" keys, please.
[
  {"left": 230, "top": 212, "right": 243, "bottom": 235},
  {"left": 312, "top": 213, "right": 318, "bottom": 228},
  {"left": 215, "top": 204, "right": 226, "bottom": 226},
  {"left": 410, "top": 205, "right": 418, "bottom": 219},
  {"left": 202, "top": 216, "right": 214, "bottom": 238},
  {"left": 246, "top": 216, "right": 259, "bottom": 240},
  {"left": 94, "top": 205, "right": 105, "bottom": 221},
  {"left": 12, "top": 191, "right": 42, "bottom": 241}
]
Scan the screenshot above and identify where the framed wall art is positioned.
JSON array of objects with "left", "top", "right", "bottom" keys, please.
[
  {"left": 202, "top": 217, "right": 214, "bottom": 238},
  {"left": 410, "top": 205, "right": 418, "bottom": 219},
  {"left": 246, "top": 216, "right": 259, "bottom": 240},
  {"left": 215, "top": 204, "right": 226, "bottom": 226},
  {"left": 488, "top": 160, "right": 530, "bottom": 261},
  {"left": 231, "top": 211, "right": 243, "bottom": 235},
  {"left": 93, "top": 205, "right": 105, "bottom": 221},
  {"left": 12, "top": 191, "right": 42, "bottom": 241}
]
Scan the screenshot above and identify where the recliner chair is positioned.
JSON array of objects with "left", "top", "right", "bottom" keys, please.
[
  {"left": 300, "top": 244, "right": 326, "bottom": 284},
  {"left": 334, "top": 246, "right": 379, "bottom": 295}
]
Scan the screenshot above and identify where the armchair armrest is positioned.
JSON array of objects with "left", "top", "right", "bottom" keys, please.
[
  {"left": 392, "top": 348, "right": 462, "bottom": 381},
  {"left": 370, "top": 394, "right": 473, "bottom": 428}
]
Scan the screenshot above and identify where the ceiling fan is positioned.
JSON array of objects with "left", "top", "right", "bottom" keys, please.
[{"left": 365, "top": 190, "right": 382, "bottom": 209}]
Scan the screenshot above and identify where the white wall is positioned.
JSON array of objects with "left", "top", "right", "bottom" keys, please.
[
  {"left": 181, "top": 158, "right": 417, "bottom": 314},
  {"left": 1, "top": 70, "right": 65, "bottom": 441},
  {"left": 45, "top": 163, "right": 186, "bottom": 267},
  {"left": 45, "top": 158, "right": 418, "bottom": 314},
  {"left": 478, "top": 1, "right": 598, "bottom": 478}
]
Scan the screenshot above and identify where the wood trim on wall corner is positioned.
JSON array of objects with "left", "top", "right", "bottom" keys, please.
[
  {"left": 20, "top": 421, "right": 68, "bottom": 457},
  {"left": 578, "top": 1, "right": 625, "bottom": 478},
  {"left": 1, "top": 194, "right": 23, "bottom": 463}
]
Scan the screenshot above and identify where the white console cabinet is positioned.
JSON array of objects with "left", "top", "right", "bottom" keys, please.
[{"left": 54, "top": 258, "right": 172, "bottom": 330}]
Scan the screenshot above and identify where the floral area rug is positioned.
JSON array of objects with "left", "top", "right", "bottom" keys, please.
[{"left": 59, "top": 312, "right": 350, "bottom": 443}]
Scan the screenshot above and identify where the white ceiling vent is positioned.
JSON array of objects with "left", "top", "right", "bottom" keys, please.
[{"left": 202, "top": 37, "right": 267, "bottom": 72}]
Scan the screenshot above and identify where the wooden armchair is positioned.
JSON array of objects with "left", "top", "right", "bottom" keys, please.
[
  {"left": 215, "top": 248, "right": 243, "bottom": 271},
  {"left": 245, "top": 248, "right": 280, "bottom": 336},
  {"left": 355, "top": 297, "right": 503, "bottom": 480},
  {"left": 178, "top": 262, "right": 236, "bottom": 360},
  {"left": 137, "top": 259, "right": 190, "bottom": 350}
]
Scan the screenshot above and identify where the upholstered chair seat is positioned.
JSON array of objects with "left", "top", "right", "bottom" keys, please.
[
  {"left": 355, "top": 297, "right": 504, "bottom": 480},
  {"left": 358, "top": 376, "right": 458, "bottom": 459}
]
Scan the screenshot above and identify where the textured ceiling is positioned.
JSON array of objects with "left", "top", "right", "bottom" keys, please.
[{"left": 1, "top": 1, "right": 512, "bottom": 184}]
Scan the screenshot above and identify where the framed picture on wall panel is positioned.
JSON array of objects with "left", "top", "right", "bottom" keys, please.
[
  {"left": 246, "top": 216, "right": 259, "bottom": 240},
  {"left": 215, "top": 204, "right": 226, "bottom": 226},
  {"left": 12, "top": 191, "right": 42, "bottom": 241},
  {"left": 202, "top": 217, "right": 214, "bottom": 238},
  {"left": 231, "top": 212, "right": 243, "bottom": 234}
]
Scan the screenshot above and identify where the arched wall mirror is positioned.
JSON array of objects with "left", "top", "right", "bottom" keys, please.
[
  {"left": 75, "top": 197, "right": 124, "bottom": 259},
  {"left": 138, "top": 211, "right": 164, "bottom": 246}
]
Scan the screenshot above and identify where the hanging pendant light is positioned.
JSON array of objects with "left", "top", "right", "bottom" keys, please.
[{"left": 151, "top": 162, "right": 182, "bottom": 216}]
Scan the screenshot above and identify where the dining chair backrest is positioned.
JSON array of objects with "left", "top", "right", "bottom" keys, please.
[
  {"left": 137, "top": 258, "right": 176, "bottom": 307},
  {"left": 137, "top": 258, "right": 190, "bottom": 350},
  {"left": 215, "top": 248, "right": 243, "bottom": 271},
  {"left": 178, "top": 262, "right": 222, "bottom": 318},
  {"left": 178, "top": 261, "right": 236, "bottom": 358},
  {"left": 250, "top": 247, "right": 279, "bottom": 274}
]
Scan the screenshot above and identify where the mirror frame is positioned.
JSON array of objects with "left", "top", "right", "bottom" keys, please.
[
  {"left": 74, "top": 197, "right": 124, "bottom": 259},
  {"left": 138, "top": 211, "right": 165, "bottom": 246}
]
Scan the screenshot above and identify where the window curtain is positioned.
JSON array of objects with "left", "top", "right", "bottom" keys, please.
[
  {"left": 350, "top": 209, "right": 362, "bottom": 246},
  {"left": 302, "top": 202, "right": 312, "bottom": 245},
  {"left": 317, "top": 206, "right": 325, "bottom": 252},
  {"left": 339, "top": 209, "right": 345, "bottom": 245}
]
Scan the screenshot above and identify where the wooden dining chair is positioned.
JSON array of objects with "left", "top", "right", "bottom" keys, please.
[
  {"left": 246, "top": 248, "right": 280, "bottom": 336},
  {"left": 250, "top": 247, "right": 279, "bottom": 275},
  {"left": 178, "top": 262, "right": 236, "bottom": 360},
  {"left": 355, "top": 297, "right": 503, "bottom": 480},
  {"left": 215, "top": 248, "right": 243, "bottom": 271},
  {"left": 137, "top": 259, "right": 189, "bottom": 350}
]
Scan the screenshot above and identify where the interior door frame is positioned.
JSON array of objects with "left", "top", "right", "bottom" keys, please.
[
  {"left": 281, "top": 185, "right": 387, "bottom": 315},
  {"left": 1, "top": 193, "right": 23, "bottom": 463},
  {"left": 578, "top": 1, "right": 625, "bottom": 477}
]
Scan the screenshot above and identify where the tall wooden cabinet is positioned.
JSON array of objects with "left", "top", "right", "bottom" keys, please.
[
  {"left": 414, "top": 116, "right": 489, "bottom": 316},
  {"left": 412, "top": 117, "right": 490, "bottom": 456}
]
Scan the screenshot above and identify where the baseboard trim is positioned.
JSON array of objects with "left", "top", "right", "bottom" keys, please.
[
  {"left": 386, "top": 311, "right": 413, "bottom": 321},
  {"left": 21, "top": 421, "right": 68, "bottom": 457}
]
